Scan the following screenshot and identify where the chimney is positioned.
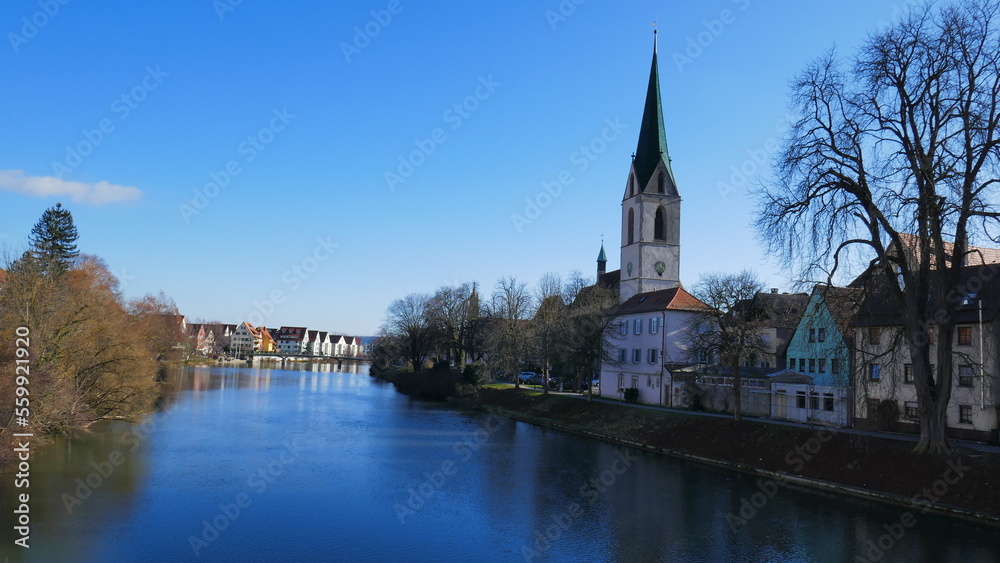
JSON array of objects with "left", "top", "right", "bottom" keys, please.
[{"left": 770, "top": 288, "right": 779, "bottom": 294}]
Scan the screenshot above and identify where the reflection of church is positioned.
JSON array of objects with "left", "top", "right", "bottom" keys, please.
[{"left": 596, "top": 32, "right": 709, "bottom": 405}]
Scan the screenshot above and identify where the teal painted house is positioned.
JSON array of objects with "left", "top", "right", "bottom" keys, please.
[{"left": 771, "top": 285, "right": 862, "bottom": 426}]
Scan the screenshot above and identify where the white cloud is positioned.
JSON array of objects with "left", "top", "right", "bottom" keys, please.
[{"left": 0, "top": 170, "right": 142, "bottom": 205}]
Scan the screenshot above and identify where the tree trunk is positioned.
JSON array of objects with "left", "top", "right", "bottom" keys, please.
[{"left": 732, "top": 361, "right": 742, "bottom": 422}]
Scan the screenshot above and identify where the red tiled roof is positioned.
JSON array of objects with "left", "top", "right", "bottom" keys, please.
[{"left": 616, "top": 287, "right": 711, "bottom": 315}]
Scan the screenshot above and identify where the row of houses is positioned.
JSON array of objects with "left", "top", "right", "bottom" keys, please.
[
  {"left": 186, "top": 320, "right": 368, "bottom": 359},
  {"left": 600, "top": 266, "right": 1000, "bottom": 443}
]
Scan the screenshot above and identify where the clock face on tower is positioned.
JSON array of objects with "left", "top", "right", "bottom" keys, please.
[
  {"left": 627, "top": 262, "right": 633, "bottom": 276},
  {"left": 655, "top": 261, "right": 666, "bottom": 275}
]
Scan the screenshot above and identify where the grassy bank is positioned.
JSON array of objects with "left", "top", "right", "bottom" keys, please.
[{"left": 456, "top": 387, "right": 1000, "bottom": 524}]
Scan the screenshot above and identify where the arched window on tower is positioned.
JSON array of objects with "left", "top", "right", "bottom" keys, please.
[
  {"left": 628, "top": 208, "right": 635, "bottom": 245},
  {"left": 629, "top": 174, "right": 635, "bottom": 197},
  {"left": 654, "top": 207, "right": 665, "bottom": 241},
  {"left": 657, "top": 172, "right": 665, "bottom": 194}
]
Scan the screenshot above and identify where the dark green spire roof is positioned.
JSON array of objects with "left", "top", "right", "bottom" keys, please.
[
  {"left": 632, "top": 33, "right": 677, "bottom": 194},
  {"left": 597, "top": 243, "right": 607, "bottom": 263}
]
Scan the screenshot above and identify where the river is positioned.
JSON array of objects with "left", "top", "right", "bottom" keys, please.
[{"left": 2, "top": 364, "right": 1000, "bottom": 562}]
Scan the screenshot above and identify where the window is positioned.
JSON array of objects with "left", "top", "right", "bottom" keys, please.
[
  {"left": 647, "top": 377, "right": 653, "bottom": 388},
  {"left": 958, "top": 326, "right": 973, "bottom": 346},
  {"left": 796, "top": 391, "right": 806, "bottom": 409},
  {"left": 698, "top": 350, "right": 709, "bottom": 364},
  {"left": 634, "top": 319, "right": 642, "bottom": 335},
  {"left": 823, "top": 394, "right": 834, "bottom": 412},
  {"left": 632, "top": 349, "right": 641, "bottom": 364},
  {"left": 799, "top": 359, "right": 806, "bottom": 372},
  {"left": 760, "top": 362, "right": 770, "bottom": 369},
  {"left": 818, "top": 359, "right": 826, "bottom": 373},
  {"left": 788, "top": 358, "right": 795, "bottom": 370},
  {"left": 648, "top": 348, "right": 659, "bottom": 364},
  {"left": 809, "top": 328, "right": 816, "bottom": 343},
  {"left": 904, "top": 401, "right": 919, "bottom": 420},
  {"left": 869, "top": 364, "right": 881, "bottom": 380},
  {"left": 654, "top": 207, "right": 665, "bottom": 241},
  {"left": 631, "top": 376, "right": 639, "bottom": 389},
  {"left": 904, "top": 364, "right": 914, "bottom": 383},
  {"left": 818, "top": 328, "right": 826, "bottom": 342},
  {"left": 809, "top": 393, "right": 819, "bottom": 411},
  {"left": 628, "top": 208, "right": 635, "bottom": 245},
  {"left": 657, "top": 172, "right": 665, "bottom": 194},
  {"left": 650, "top": 317, "right": 659, "bottom": 334},
  {"left": 620, "top": 321, "right": 627, "bottom": 335},
  {"left": 618, "top": 348, "right": 627, "bottom": 362},
  {"left": 831, "top": 359, "right": 840, "bottom": 375},
  {"left": 809, "top": 359, "right": 816, "bottom": 373},
  {"left": 617, "top": 375, "right": 624, "bottom": 389},
  {"left": 959, "top": 405, "right": 973, "bottom": 424},
  {"left": 959, "top": 365, "right": 974, "bottom": 387},
  {"left": 868, "top": 327, "right": 882, "bottom": 345},
  {"left": 629, "top": 174, "right": 635, "bottom": 197}
]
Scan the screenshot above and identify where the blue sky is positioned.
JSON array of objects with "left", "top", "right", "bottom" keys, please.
[{"left": 0, "top": 0, "right": 920, "bottom": 335}]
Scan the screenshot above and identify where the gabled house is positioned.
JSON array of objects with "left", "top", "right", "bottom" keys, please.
[
  {"left": 852, "top": 264, "right": 1000, "bottom": 442},
  {"left": 774, "top": 285, "right": 863, "bottom": 427},
  {"left": 599, "top": 286, "right": 711, "bottom": 405},
  {"left": 274, "top": 326, "right": 309, "bottom": 355},
  {"left": 743, "top": 290, "right": 810, "bottom": 370}
]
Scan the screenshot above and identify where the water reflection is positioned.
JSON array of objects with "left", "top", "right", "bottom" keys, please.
[{"left": 1, "top": 364, "right": 999, "bottom": 562}]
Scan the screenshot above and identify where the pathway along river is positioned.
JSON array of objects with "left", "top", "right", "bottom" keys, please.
[{"left": 3, "top": 365, "right": 1000, "bottom": 562}]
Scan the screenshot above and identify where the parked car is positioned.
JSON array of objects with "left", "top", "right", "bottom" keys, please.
[
  {"left": 547, "top": 377, "right": 562, "bottom": 390},
  {"left": 518, "top": 372, "right": 542, "bottom": 385}
]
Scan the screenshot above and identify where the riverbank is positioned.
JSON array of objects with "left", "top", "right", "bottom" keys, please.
[{"left": 454, "top": 386, "right": 1000, "bottom": 525}]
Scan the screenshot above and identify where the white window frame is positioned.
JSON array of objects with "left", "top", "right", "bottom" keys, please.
[{"left": 634, "top": 319, "right": 642, "bottom": 335}]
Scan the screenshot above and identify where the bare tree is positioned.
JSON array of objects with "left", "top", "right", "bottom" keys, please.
[
  {"left": 563, "top": 283, "right": 620, "bottom": 401},
  {"left": 686, "top": 271, "right": 768, "bottom": 421},
  {"left": 427, "top": 283, "right": 477, "bottom": 368},
  {"left": 531, "top": 274, "right": 568, "bottom": 393},
  {"left": 382, "top": 293, "right": 439, "bottom": 372},
  {"left": 756, "top": 1, "right": 1000, "bottom": 453},
  {"left": 485, "top": 277, "right": 534, "bottom": 388}
]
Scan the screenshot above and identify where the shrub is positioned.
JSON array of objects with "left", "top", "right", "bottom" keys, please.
[
  {"left": 623, "top": 387, "right": 640, "bottom": 403},
  {"left": 462, "top": 363, "right": 484, "bottom": 385},
  {"left": 433, "top": 359, "right": 451, "bottom": 371},
  {"left": 875, "top": 400, "right": 900, "bottom": 431}
]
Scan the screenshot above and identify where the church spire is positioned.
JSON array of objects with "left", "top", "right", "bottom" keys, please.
[{"left": 632, "top": 29, "right": 677, "bottom": 195}]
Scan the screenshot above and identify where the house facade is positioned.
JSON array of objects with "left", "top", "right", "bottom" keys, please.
[{"left": 852, "top": 265, "right": 1000, "bottom": 442}]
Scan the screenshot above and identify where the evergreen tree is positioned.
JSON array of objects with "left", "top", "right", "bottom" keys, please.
[{"left": 29, "top": 203, "right": 79, "bottom": 275}]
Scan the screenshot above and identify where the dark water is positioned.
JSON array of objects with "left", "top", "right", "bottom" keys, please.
[{"left": 2, "top": 364, "right": 1000, "bottom": 562}]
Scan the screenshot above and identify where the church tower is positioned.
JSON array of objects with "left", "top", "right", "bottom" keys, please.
[{"left": 619, "top": 30, "right": 680, "bottom": 303}]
